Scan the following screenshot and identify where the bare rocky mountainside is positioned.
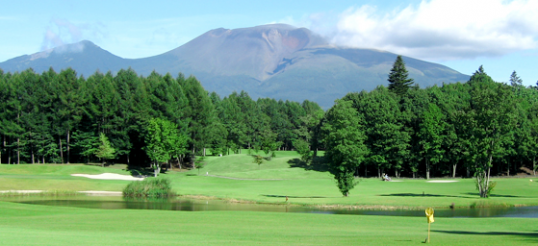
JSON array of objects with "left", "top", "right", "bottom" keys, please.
[{"left": 0, "top": 24, "right": 469, "bottom": 108}]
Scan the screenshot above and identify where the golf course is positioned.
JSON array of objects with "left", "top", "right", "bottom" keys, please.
[{"left": 0, "top": 151, "right": 537, "bottom": 245}]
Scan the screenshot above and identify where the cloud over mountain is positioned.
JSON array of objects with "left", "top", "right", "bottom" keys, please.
[{"left": 294, "top": 0, "right": 538, "bottom": 61}]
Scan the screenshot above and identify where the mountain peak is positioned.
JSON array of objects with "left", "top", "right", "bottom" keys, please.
[
  {"left": 164, "top": 24, "right": 328, "bottom": 80},
  {"left": 0, "top": 24, "right": 469, "bottom": 109}
]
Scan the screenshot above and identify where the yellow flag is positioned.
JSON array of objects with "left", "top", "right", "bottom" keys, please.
[{"left": 425, "top": 207, "right": 434, "bottom": 223}]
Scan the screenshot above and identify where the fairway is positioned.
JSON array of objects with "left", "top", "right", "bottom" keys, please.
[
  {"left": 1, "top": 152, "right": 538, "bottom": 208},
  {"left": 0, "top": 201, "right": 537, "bottom": 246},
  {"left": 0, "top": 151, "right": 537, "bottom": 245}
]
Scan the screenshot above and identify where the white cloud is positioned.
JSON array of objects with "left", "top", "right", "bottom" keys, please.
[
  {"left": 328, "top": 0, "right": 538, "bottom": 60},
  {"left": 40, "top": 18, "right": 107, "bottom": 53}
]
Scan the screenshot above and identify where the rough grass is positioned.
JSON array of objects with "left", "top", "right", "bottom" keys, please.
[{"left": 123, "top": 178, "right": 176, "bottom": 198}]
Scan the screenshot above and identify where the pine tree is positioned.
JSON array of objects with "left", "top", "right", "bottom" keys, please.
[
  {"left": 388, "top": 55, "right": 414, "bottom": 96},
  {"left": 509, "top": 71, "right": 523, "bottom": 87}
]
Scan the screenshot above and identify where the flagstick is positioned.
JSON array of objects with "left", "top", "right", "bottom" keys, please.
[{"left": 427, "top": 223, "right": 430, "bottom": 243}]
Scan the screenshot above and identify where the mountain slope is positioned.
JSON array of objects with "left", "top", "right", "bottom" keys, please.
[
  {"left": 0, "top": 41, "right": 131, "bottom": 76},
  {"left": 0, "top": 24, "right": 469, "bottom": 108}
]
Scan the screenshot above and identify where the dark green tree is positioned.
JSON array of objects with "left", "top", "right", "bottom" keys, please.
[
  {"left": 419, "top": 103, "right": 446, "bottom": 179},
  {"left": 467, "top": 68, "right": 517, "bottom": 198},
  {"left": 323, "top": 100, "right": 368, "bottom": 196},
  {"left": 509, "top": 70, "right": 522, "bottom": 87},
  {"left": 388, "top": 55, "right": 414, "bottom": 96}
]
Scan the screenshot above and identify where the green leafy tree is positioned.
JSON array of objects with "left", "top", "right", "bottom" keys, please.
[
  {"left": 388, "top": 55, "right": 414, "bottom": 96},
  {"left": 293, "top": 138, "right": 312, "bottom": 165},
  {"left": 440, "top": 82, "right": 471, "bottom": 178},
  {"left": 419, "top": 103, "right": 446, "bottom": 179},
  {"left": 466, "top": 67, "right": 517, "bottom": 198},
  {"left": 144, "top": 118, "right": 182, "bottom": 177},
  {"left": 94, "top": 133, "right": 116, "bottom": 167},
  {"left": 351, "top": 87, "right": 410, "bottom": 178},
  {"left": 323, "top": 100, "right": 368, "bottom": 196}
]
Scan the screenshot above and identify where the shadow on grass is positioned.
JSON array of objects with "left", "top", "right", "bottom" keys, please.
[
  {"left": 380, "top": 193, "right": 473, "bottom": 199},
  {"left": 126, "top": 167, "right": 153, "bottom": 177},
  {"left": 433, "top": 230, "right": 538, "bottom": 243},
  {"left": 463, "top": 193, "right": 526, "bottom": 198},
  {"left": 261, "top": 194, "right": 336, "bottom": 199},
  {"left": 288, "top": 156, "right": 328, "bottom": 172}
]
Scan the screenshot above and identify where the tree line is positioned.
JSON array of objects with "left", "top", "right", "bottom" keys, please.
[
  {"left": 0, "top": 67, "right": 323, "bottom": 170},
  {"left": 324, "top": 56, "right": 538, "bottom": 197},
  {"left": 1, "top": 59, "right": 537, "bottom": 197}
]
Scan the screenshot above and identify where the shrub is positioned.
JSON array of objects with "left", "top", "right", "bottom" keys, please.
[{"left": 122, "top": 178, "right": 176, "bottom": 198}]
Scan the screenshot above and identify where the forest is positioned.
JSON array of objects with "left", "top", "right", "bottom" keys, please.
[{"left": 0, "top": 64, "right": 536, "bottom": 186}]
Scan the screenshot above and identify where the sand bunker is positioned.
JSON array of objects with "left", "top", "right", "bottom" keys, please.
[
  {"left": 0, "top": 190, "right": 44, "bottom": 193},
  {"left": 426, "top": 180, "right": 459, "bottom": 183},
  {"left": 71, "top": 173, "right": 145, "bottom": 181},
  {"left": 78, "top": 191, "right": 122, "bottom": 196}
]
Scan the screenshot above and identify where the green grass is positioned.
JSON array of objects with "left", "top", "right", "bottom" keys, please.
[
  {"left": 1, "top": 152, "right": 538, "bottom": 209},
  {"left": 0, "top": 201, "right": 536, "bottom": 245},
  {"left": 0, "top": 152, "right": 537, "bottom": 245}
]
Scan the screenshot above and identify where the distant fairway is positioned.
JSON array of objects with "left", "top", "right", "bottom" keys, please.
[{"left": 1, "top": 151, "right": 537, "bottom": 208}]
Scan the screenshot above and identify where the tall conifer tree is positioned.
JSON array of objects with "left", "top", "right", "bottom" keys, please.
[{"left": 388, "top": 55, "right": 414, "bottom": 96}]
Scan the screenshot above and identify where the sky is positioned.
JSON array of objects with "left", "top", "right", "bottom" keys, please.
[{"left": 1, "top": 0, "right": 537, "bottom": 86}]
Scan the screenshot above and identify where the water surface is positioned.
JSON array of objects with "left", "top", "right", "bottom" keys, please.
[{"left": 3, "top": 196, "right": 537, "bottom": 218}]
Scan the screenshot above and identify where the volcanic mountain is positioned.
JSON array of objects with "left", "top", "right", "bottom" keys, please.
[{"left": 0, "top": 24, "right": 469, "bottom": 108}]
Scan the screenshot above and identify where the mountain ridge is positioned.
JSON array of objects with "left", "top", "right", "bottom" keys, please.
[{"left": 0, "top": 24, "right": 469, "bottom": 108}]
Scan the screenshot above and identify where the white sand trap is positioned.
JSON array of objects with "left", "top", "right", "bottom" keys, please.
[
  {"left": 78, "top": 191, "right": 122, "bottom": 196},
  {"left": 71, "top": 173, "right": 145, "bottom": 181},
  {"left": 0, "top": 190, "right": 44, "bottom": 193},
  {"left": 427, "top": 180, "right": 459, "bottom": 183}
]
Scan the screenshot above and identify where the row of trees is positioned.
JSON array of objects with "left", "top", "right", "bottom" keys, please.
[
  {"left": 0, "top": 68, "right": 323, "bottom": 170},
  {"left": 1, "top": 59, "right": 536, "bottom": 197},
  {"left": 324, "top": 56, "right": 538, "bottom": 197}
]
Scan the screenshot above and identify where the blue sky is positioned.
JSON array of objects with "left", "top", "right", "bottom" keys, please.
[{"left": 1, "top": 0, "right": 537, "bottom": 86}]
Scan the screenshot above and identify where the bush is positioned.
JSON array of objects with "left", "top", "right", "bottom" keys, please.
[{"left": 122, "top": 178, "right": 176, "bottom": 198}]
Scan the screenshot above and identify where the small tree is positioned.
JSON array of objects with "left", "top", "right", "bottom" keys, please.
[
  {"left": 195, "top": 156, "right": 206, "bottom": 175},
  {"left": 388, "top": 55, "right": 414, "bottom": 96},
  {"left": 144, "top": 118, "right": 181, "bottom": 177},
  {"left": 253, "top": 154, "right": 264, "bottom": 169},
  {"left": 293, "top": 139, "right": 312, "bottom": 165},
  {"left": 509, "top": 71, "right": 523, "bottom": 87},
  {"left": 94, "top": 133, "right": 115, "bottom": 167}
]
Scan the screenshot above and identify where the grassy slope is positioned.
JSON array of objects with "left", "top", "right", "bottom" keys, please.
[
  {"left": 173, "top": 151, "right": 538, "bottom": 208},
  {"left": 0, "top": 164, "right": 131, "bottom": 191},
  {"left": 0, "top": 201, "right": 536, "bottom": 246},
  {"left": 1, "top": 152, "right": 537, "bottom": 208}
]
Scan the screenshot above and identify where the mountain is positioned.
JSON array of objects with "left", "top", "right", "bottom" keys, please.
[{"left": 0, "top": 24, "right": 469, "bottom": 108}]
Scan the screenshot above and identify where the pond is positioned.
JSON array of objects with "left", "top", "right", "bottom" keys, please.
[{"left": 3, "top": 196, "right": 537, "bottom": 218}]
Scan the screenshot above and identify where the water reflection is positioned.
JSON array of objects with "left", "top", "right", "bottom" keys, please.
[{"left": 3, "top": 196, "right": 537, "bottom": 218}]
